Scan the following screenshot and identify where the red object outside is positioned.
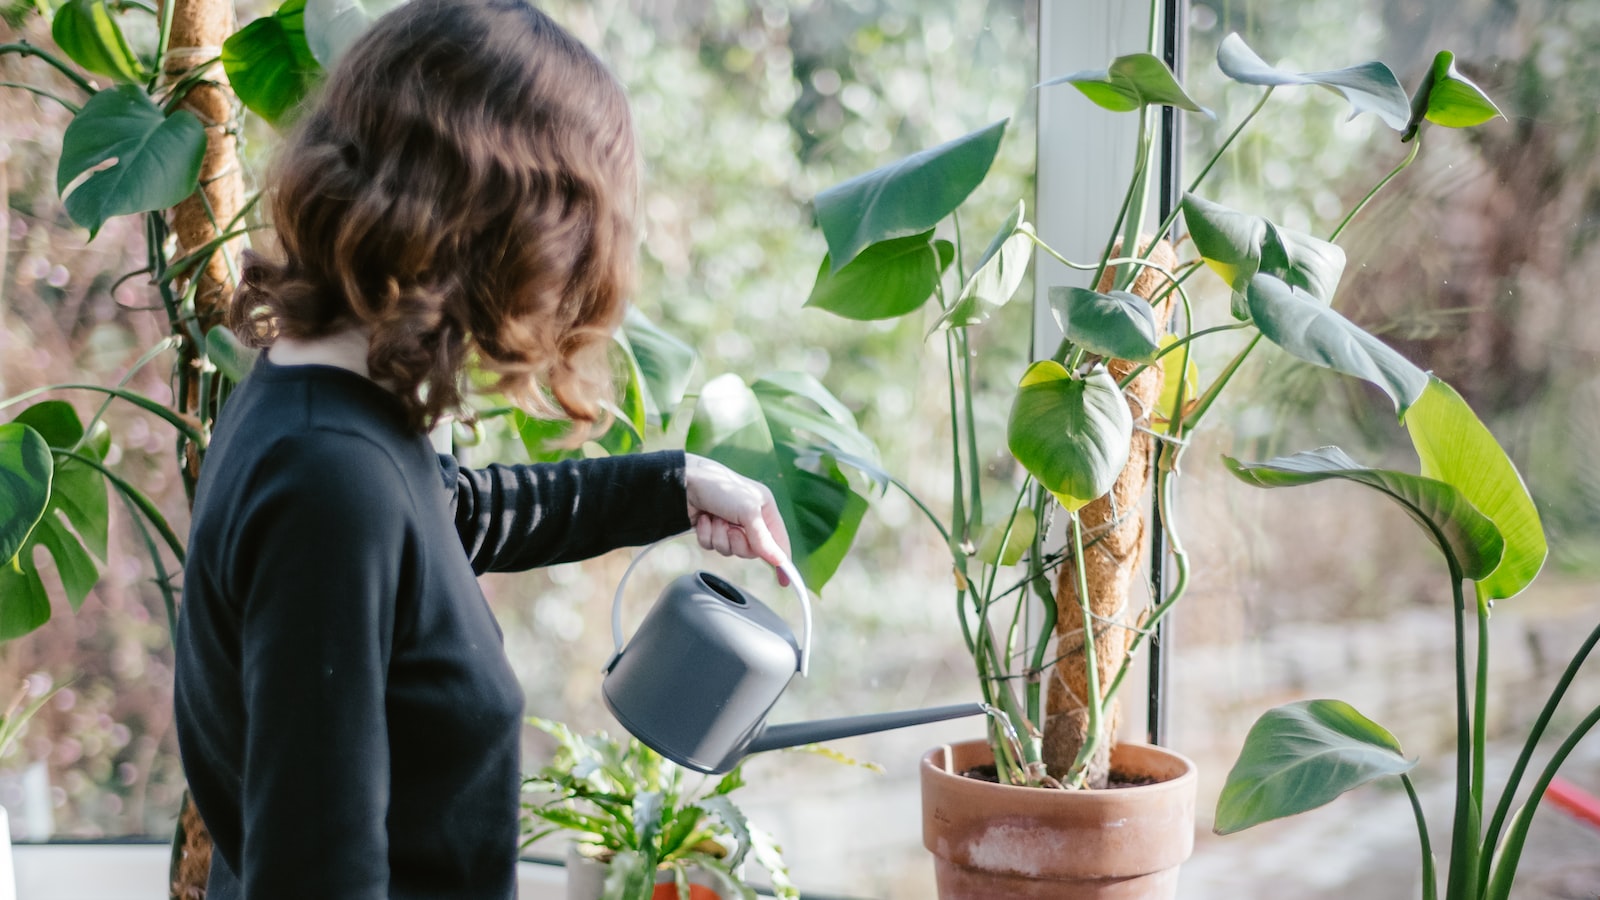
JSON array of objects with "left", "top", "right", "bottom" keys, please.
[
  {"left": 1546, "top": 777, "right": 1600, "bottom": 831},
  {"left": 650, "top": 885, "right": 721, "bottom": 900}
]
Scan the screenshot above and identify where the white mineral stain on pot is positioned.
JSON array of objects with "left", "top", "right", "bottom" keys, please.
[{"left": 965, "top": 823, "right": 1070, "bottom": 876}]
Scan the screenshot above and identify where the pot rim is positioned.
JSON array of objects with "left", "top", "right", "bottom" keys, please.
[{"left": 921, "top": 737, "right": 1197, "bottom": 796}]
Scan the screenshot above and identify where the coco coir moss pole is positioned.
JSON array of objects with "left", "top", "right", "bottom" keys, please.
[{"left": 1043, "top": 239, "right": 1175, "bottom": 789}]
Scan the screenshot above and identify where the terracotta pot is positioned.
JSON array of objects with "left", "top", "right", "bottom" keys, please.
[
  {"left": 564, "top": 844, "right": 731, "bottom": 900},
  {"left": 921, "top": 739, "right": 1197, "bottom": 899}
]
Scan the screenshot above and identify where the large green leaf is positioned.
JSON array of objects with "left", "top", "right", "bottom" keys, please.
[
  {"left": 1404, "top": 376, "right": 1545, "bottom": 601},
  {"left": 1183, "top": 193, "right": 1347, "bottom": 315},
  {"left": 1, "top": 403, "right": 110, "bottom": 627},
  {"left": 514, "top": 338, "right": 647, "bottom": 461},
  {"left": 13, "top": 401, "right": 107, "bottom": 558},
  {"left": 1403, "top": 50, "right": 1503, "bottom": 142},
  {"left": 814, "top": 119, "right": 1007, "bottom": 272},
  {"left": 223, "top": 0, "right": 323, "bottom": 127},
  {"left": 621, "top": 308, "right": 697, "bottom": 429},
  {"left": 51, "top": 0, "right": 144, "bottom": 83},
  {"left": 1215, "top": 699, "right": 1416, "bottom": 835},
  {"left": 303, "top": 0, "right": 406, "bottom": 67},
  {"left": 932, "top": 202, "right": 1033, "bottom": 333},
  {"left": 1245, "top": 274, "right": 1427, "bottom": 416},
  {"left": 0, "top": 423, "right": 52, "bottom": 569},
  {"left": 685, "top": 374, "right": 872, "bottom": 590},
  {"left": 1216, "top": 33, "right": 1409, "bottom": 131},
  {"left": 1224, "top": 446, "right": 1504, "bottom": 579},
  {"left": 1048, "top": 287, "right": 1161, "bottom": 362},
  {"left": 57, "top": 85, "right": 207, "bottom": 239},
  {"left": 805, "top": 231, "right": 953, "bottom": 321},
  {"left": 1006, "top": 363, "right": 1131, "bottom": 512},
  {"left": 1041, "top": 53, "right": 1209, "bottom": 115}
]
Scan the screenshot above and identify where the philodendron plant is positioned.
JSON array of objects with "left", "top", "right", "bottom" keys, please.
[
  {"left": 1215, "top": 371, "right": 1578, "bottom": 900},
  {"left": 800, "top": 17, "right": 1520, "bottom": 794}
]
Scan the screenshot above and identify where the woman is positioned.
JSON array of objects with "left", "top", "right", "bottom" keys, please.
[{"left": 172, "top": 1, "right": 790, "bottom": 896}]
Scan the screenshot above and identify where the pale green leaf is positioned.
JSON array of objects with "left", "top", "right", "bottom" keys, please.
[
  {"left": 1216, "top": 699, "right": 1415, "bottom": 834},
  {"left": 814, "top": 120, "right": 1007, "bottom": 271}
]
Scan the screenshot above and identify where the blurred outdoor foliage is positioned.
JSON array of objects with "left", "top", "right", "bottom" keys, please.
[
  {"left": 0, "top": 0, "right": 1036, "bottom": 838},
  {"left": 3, "top": 5, "right": 1599, "bottom": 898}
]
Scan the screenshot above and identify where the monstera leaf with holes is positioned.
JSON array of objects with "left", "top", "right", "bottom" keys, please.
[
  {"left": 685, "top": 373, "right": 879, "bottom": 590},
  {"left": 0, "top": 402, "right": 111, "bottom": 640}
]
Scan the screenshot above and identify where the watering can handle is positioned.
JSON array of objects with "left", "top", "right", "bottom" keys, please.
[{"left": 607, "top": 537, "right": 813, "bottom": 676}]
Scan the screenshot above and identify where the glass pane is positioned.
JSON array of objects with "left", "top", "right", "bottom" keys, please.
[{"left": 1178, "top": 1, "right": 1600, "bottom": 896}]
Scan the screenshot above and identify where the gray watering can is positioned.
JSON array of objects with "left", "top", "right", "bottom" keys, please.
[{"left": 601, "top": 540, "right": 987, "bottom": 775}]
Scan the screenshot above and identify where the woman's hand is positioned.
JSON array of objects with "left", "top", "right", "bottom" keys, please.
[{"left": 684, "top": 453, "right": 792, "bottom": 585}]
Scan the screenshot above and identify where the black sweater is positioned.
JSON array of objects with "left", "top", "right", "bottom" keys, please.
[{"left": 174, "top": 355, "right": 690, "bottom": 899}]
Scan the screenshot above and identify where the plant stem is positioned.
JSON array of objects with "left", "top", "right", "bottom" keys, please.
[
  {"left": 1444, "top": 571, "right": 1479, "bottom": 900},
  {"left": 1473, "top": 593, "right": 1490, "bottom": 838},
  {"left": 1484, "top": 701, "right": 1600, "bottom": 900},
  {"left": 1113, "top": 107, "right": 1156, "bottom": 294},
  {"left": 1064, "top": 511, "right": 1104, "bottom": 788},
  {"left": 959, "top": 328, "right": 982, "bottom": 540},
  {"left": 1479, "top": 617, "right": 1600, "bottom": 884},
  {"left": 1088, "top": 108, "right": 1152, "bottom": 295},
  {"left": 0, "top": 42, "right": 97, "bottom": 96},
  {"left": 0, "top": 80, "right": 81, "bottom": 113},
  {"left": 1402, "top": 773, "right": 1439, "bottom": 900},
  {"left": 1330, "top": 138, "right": 1420, "bottom": 242},
  {"left": 1184, "top": 87, "right": 1275, "bottom": 199}
]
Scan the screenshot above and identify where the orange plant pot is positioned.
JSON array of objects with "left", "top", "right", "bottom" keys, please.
[{"left": 921, "top": 739, "right": 1197, "bottom": 899}]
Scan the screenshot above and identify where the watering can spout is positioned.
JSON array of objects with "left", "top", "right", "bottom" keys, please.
[{"left": 745, "top": 703, "right": 989, "bottom": 755}]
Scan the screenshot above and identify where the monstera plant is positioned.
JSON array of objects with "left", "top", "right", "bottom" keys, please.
[{"left": 797, "top": 11, "right": 1534, "bottom": 897}]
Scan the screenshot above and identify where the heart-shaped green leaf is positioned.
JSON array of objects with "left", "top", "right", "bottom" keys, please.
[
  {"left": 1245, "top": 274, "right": 1427, "bottom": 416},
  {"left": 0, "top": 423, "right": 52, "bottom": 569},
  {"left": 1404, "top": 377, "right": 1545, "bottom": 601},
  {"left": 1215, "top": 699, "right": 1416, "bottom": 835},
  {"left": 686, "top": 373, "right": 873, "bottom": 589},
  {"left": 932, "top": 203, "right": 1034, "bottom": 332},
  {"left": 621, "top": 308, "right": 697, "bottom": 429},
  {"left": 1183, "top": 193, "right": 1347, "bottom": 316},
  {"left": 223, "top": 0, "right": 323, "bottom": 127},
  {"left": 1224, "top": 446, "right": 1504, "bottom": 579},
  {"left": 58, "top": 85, "right": 207, "bottom": 239},
  {"left": 977, "top": 506, "right": 1037, "bottom": 567},
  {"left": 303, "top": 0, "right": 406, "bottom": 68},
  {"left": 1042, "top": 53, "right": 1210, "bottom": 116},
  {"left": 814, "top": 119, "right": 1007, "bottom": 272},
  {"left": 806, "top": 231, "right": 953, "bottom": 321},
  {"left": 51, "top": 0, "right": 145, "bottom": 83},
  {"left": 1403, "top": 50, "right": 1503, "bottom": 142},
  {"left": 1007, "top": 363, "right": 1131, "bottom": 512},
  {"left": 1216, "top": 33, "right": 1409, "bottom": 131},
  {"left": 205, "top": 325, "right": 262, "bottom": 384},
  {"left": 1048, "top": 286, "right": 1162, "bottom": 362}
]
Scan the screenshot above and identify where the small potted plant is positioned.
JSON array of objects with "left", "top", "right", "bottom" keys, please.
[
  {"left": 521, "top": 718, "right": 798, "bottom": 900},
  {"left": 797, "top": 19, "right": 1511, "bottom": 900}
]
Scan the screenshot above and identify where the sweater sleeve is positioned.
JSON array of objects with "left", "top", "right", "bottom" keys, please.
[
  {"left": 228, "top": 432, "right": 404, "bottom": 897},
  {"left": 447, "top": 449, "right": 691, "bottom": 574}
]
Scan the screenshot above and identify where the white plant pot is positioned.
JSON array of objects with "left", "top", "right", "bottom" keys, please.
[{"left": 0, "top": 805, "right": 15, "bottom": 900}]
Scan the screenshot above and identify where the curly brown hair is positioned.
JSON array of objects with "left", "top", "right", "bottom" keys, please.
[{"left": 232, "top": 0, "right": 638, "bottom": 432}]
